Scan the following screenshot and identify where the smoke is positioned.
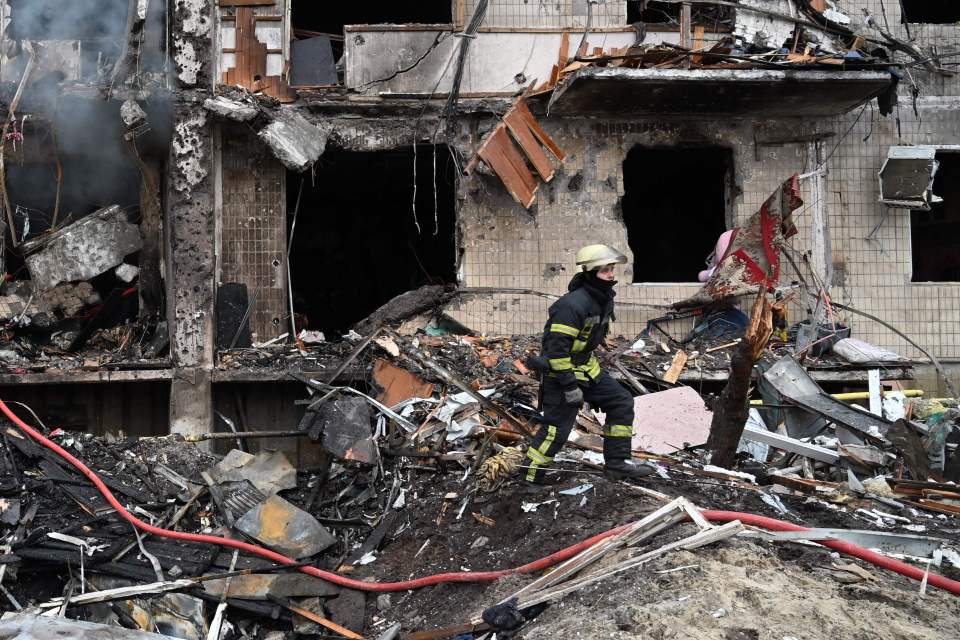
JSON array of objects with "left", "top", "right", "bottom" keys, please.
[
  {"left": 3, "top": 0, "right": 172, "bottom": 240},
  {"left": 8, "top": 0, "right": 132, "bottom": 41}
]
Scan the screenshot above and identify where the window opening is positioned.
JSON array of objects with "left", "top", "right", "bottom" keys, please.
[
  {"left": 288, "top": 146, "right": 458, "bottom": 335},
  {"left": 290, "top": 1, "right": 454, "bottom": 85},
  {"left": 911, "top": 152, "right": 960, "bottom": 282},
  {"left": 621, "top": 147, "right": 732, "bottom": 283},
  {"left": 626, "top": 1, "right": 734, "bottom": 27},
  {"left": 899, "top": 0, "right": 960, "bottom": 24}
]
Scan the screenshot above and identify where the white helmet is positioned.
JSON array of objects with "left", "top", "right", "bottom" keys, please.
[{"left": 575, "top": 244, "right": 627, "bottom": 272}]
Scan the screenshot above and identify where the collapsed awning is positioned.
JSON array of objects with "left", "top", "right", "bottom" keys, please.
[{"left": 546, "top": 67, "right": 893, "bottom": 117}]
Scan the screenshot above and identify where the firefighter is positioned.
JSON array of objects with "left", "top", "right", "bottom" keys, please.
[{"left": 526, "top": 244, "right": 655, "bottom": 483}]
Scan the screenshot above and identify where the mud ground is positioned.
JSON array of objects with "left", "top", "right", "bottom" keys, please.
[{"left": 357, "top": 466, "right": 960, "bottom": 639}]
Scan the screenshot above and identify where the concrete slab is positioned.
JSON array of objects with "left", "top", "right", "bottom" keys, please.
[
  {"left": 631, "top": 386, "right": 713, "bottom": 454},
  {"left": 547, "top": 68, "right": 892, "bottom": 117}
]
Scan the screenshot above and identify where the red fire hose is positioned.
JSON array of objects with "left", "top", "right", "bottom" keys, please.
[{"left": 2, "top": 399, "right": 958, "bottom": 595}]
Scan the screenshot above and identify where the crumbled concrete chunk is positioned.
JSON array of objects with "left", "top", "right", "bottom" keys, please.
[
  {"left": 115, "top": 263, "right": 140, "bottom": 283},
  {"left": 257, "top": 109, "right": 327, "bottom": 172},
  {"left": 120, "top": 99, "right": 148, "bottom": 129},
  {"left": 203, "top": 95, "right": 259, "bottom": 122},
  {"left": 25, "top": 205, "right": 144, "bottom": 291}
]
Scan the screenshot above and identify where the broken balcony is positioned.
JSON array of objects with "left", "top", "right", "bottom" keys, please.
[
  {"left": 334, "top": 0, "right": 894, "bottom": 119},
  {"left": 545, "top": 67, "right": 892, "bottom": 117}
]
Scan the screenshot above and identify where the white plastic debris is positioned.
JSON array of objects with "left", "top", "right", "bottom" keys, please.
[
  {"left": 392, "top": 489, "right": 406, "bottom": 510},
  {"left": 558, "top": 483, "right": 593, "bottom": 496},
  {"left": 711, "top": 608, "right": 727, "bottom": 619},
  {"left": 629, "top": 338, "right": 646, "bottom": 351},
  {"left": 358, "top": 551, "right": 378, "bottom": 565}
]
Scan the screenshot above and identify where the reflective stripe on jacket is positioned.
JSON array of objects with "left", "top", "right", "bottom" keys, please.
[{"left": 542, "top": 285, "right": 612, "bottom": 387}]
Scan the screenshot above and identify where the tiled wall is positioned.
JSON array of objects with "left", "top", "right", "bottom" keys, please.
[
  {"left": 450, "top": 1, "right": 960, "bottom": 359},
  {"left": 462, "top": 0, "right": 626, "bottom": 29},
  {"left": 825, "top": 0, "right": 960, "bottom": 358},
  {"left": 219, "top": 126, "right": 288, "bottom": 342},
  {"left": 450, "top": 117, "right": 822, "bottom": 342}
]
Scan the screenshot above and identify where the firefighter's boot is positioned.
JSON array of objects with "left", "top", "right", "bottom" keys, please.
[{"left": 605, "top": 458, "right": 655, "bottom": 480}]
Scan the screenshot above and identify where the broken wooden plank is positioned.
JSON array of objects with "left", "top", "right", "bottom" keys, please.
[
  {"left": 558, "top": 31, "right": 570, "bottom": 72},
  {"left": 463, "top": 122, "right": 505, "bottom": 175},
  {"left": 662, "top": 350, "right": 688, "bottom": 384},
  {"left": 691, "top": 26, "right": 706, "bottom": 64},
  {"left": 477, "top": 127, "right": 537, "bottom": 208},
  {"left": 513, "top": 99, "right": 565, "bottom": 161},
  {"left": 504, "top": 109, "right": 555, "bottom": 182}
]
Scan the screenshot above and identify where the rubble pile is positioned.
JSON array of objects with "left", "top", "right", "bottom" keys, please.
[
  {"left": 0, "top": 205, "right": 167, "bottom": 375},
  {"left": 1, "top": 313, "right": 960, "bottom": 638}
]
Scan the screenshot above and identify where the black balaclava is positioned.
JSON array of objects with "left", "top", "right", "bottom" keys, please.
[{"left": 568, "top": 268, "right": 616, "bottom": 308}]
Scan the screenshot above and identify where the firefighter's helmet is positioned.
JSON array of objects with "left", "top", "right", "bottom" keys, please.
[{"left": 575, "top": 244, "right": 627, "bottom": 272}]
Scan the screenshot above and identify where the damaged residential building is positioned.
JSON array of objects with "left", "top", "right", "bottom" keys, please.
[
  {"left": 0, "top": 1, "right": 956, "bottom": 447},
  {"left": 5, "top": 1, "right": 960, "bottom": 638}
]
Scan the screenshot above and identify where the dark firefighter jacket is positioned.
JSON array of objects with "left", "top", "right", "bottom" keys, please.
[{"left": 541, "top": 273, "right": 615, "bottom": 389}]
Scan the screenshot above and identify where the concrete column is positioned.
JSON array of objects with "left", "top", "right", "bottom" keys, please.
[
  {"left": 166, "top": 0, "right": 216, "bottom": 438},
  {"left": 807, "top": 140, "right": 831, "bottom": 290}
]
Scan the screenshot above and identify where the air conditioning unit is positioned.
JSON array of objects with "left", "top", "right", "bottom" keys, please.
[{"left": 877, "top": 145, "right": 941, "bottom": 211}]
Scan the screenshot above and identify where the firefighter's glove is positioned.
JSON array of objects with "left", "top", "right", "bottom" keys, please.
[{"left": 563, "top": 386, "right": 584, "bottom": 407}]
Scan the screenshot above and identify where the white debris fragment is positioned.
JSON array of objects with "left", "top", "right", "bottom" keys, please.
[
  {"left": 703, "top": 465, "right": 756, "bottom": 484},
  {"left": 558, "top": 483, "right": 593, "bottom": 496},
  {"left": 521, "top": 499, "right": 557, "bottom": 513},
  {"left": 414, "top": 539, "right": 431, "bottom": 558},
  {"left": 761, "top": 492, "right": 791, "bottom": 516},
  {"left": 581, "top": 451, "right": 605, "bottom": 465},
  {"left": 941, "top": 548, "right": 960, "bottom": 570},
  {"left": 711, "top": 608, "right": 727, "bottom": 619},
  {"left": 114, "top": 263, "right": 140, "bottom": 283},
  {"left": 358, "top": 551, "right": 377, "bottom": 565},
  {"left": 298, "top": 330, "right": 326, "bottom": 344}
]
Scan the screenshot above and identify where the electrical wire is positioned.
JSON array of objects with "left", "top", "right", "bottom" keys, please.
[{"left": 2, "top": 398, "right": 959, "bottom": 596}]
